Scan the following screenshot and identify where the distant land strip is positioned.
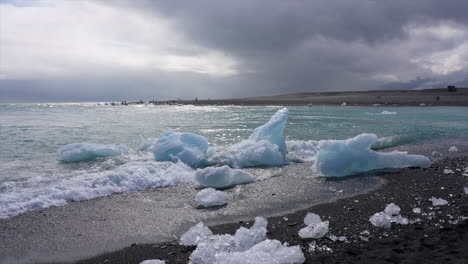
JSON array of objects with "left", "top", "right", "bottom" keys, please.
[{"left": 127, "top": 87, "right": 468, "bottom": 106}]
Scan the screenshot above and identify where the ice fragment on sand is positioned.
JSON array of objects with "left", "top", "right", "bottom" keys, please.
[
  {"left": 180, "top": 222, "right": 213, "bottom": 246},
  {"left": 369, "top": 212, "right": 392, "bottom": 228},
  {"left": 299, "top": 221, "right": 329, "bottom": 239},
  {"left": 208, "top": 108, "right": 288, "bottom": 167},
  {"left": 195, "top": 166, "right": 255, "bottom": 188},
  {"left": 312, "top": 133, "right": 431, "bottom": 177},
  {"left": 384, "top": 203, "right": 400, "bottom": 216},
  {"left": 443, "top": 169, "right": 454, "bottom": 174},
  {"left": 464, "top": 187, "right": 468, "bottom": 194},
  {"left": 412, "top": 207, "right": 421, "bottom": 214},
  {"left": 304, "top": 213, "right": 322, "bottom": 226},
  {"left": 58, "top": 143, "right": 128, "bottom": 162},
  {"left": 195, "top": 188, "right": 227, "bottom": 207},
  {"left": 140, "top": 260, "right": 165, "bottom": 264},
  {"left": 431, "top": 151, "right": 441, "bottom": 157},
  {"left": 153, "top": 131, "right": 208, "bottom": 167},
  {"left": 430, "top": 197, "right": 448, "bottom": 206},
  {"left": 449, "top": 146, "right": 458, "bottom": 152}
]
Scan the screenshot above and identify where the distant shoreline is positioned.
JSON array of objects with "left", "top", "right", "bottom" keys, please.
[{"left": 126, "top": 87, "right": 468, "bottom": 107}]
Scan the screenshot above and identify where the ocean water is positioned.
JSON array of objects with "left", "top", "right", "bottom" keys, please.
[{"left": 1, "top": 103, "right": 468, "bottom": 219}]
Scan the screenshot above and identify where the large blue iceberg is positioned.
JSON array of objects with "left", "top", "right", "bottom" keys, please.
[
  {"left": 208, "top": 108, "right": 289, "bottom": 167},
  {"left": 58, "top": 143, "right": 129, "bottom": 162},
  {"left": 153, "top": 131, "right": 208, "bottom": 167},
  {"left": 312, "top": 133, "right": 431, "bottom": 177}
]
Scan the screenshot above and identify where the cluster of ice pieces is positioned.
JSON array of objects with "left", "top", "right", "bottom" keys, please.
[
  {"left": 58, "top": 143, "right": 129, "bottom": 162},
  {"left": 369, "top": 203, "right": 409, "bottom": 229},
  {"left": 180, "top": 218, "right": 305, "bottom": 264},
  {"left": 195, "top": 166, "right": 256, "bottom": 188},
  {"left": 153, "top": 131, "right": 209, "bottom": 167},
  {"left": 312, "top": 133, "right": 431, "bottom": 177},
  {"left": 298, "top": 213, "right": 329, "bottom": 239},
  {"left": 195, "top": 188, "right": 228, "bottom": 207}
]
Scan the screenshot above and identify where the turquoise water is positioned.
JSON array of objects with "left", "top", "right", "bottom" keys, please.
[{"left": 0, "top": 103, "right": 467, "bottom": 218}]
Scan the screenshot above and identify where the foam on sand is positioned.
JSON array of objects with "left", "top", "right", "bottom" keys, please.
[
  {"left": 182, "top": 217, "right": 305, "bottom": 264},
  {"left": 58, "top": 143, "right": 129, "bottom": 162},
  {"left": 0, "top": 160, "right": 195, "bottom": 219},
  {"left": 208, "top": 108, "right": 289, "bottom": 168},
  {"left": 153, "top": 132, "right": 208, "bottom": 167},
  {"left": 195, "top": 188, "right": 228, "bottom": 207},
  {"left": 312, "top": 133, "right": 431, "bottom": 177},
  {"left": 195, "top": 165, "right": 256, "bottom": 188}
]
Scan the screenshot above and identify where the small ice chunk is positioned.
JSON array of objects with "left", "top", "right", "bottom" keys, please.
[
  {"left": 431, "top": 151, "right": 441, "bottom": 157},
  {"left": 341, "top": 102, "right": 347, "bottom": 106},
  {"left": 443, "top": 169, "right": 454, "bottom": 174},
  {"left": 234, "top": 217, "right": 268, "bottom": 252},
  {"left": 369, "top": 212, "right": 392, "bottom": 229},
  {"left": 195, "top": 188, "right": 227, "bottom": 207},
  {"left": 430, "top": 197, "right": 448, "bottom": 206},
  {"left": 180, "top": 222, "right": 213, "bottom": 246},
  {"left": 464, "top": 187, "right": 468, "bottom": 194},
  {"left": 304, "top": 213, "right": 322, "bottom": 226},
  {"left": 391, "top": 215, "right": 409, "bottom": 225},
  {"left": 412, "top": 207, "right": 421, "bottom": 214},
  {"left": 298, "top": 221, "right": 329, "bottom": 239},
  {"left": 384, "top": 203, "right": 401, "bottom": 216},
  {"left": 312, "top": 133, "right": 431, "bottom": 177},
  {"left": 195, "top": 166, "right": 255, "bottom": 188},
  {"left": 448, "top": 146, "right": 458, "bottom": 152},
  {"left": 153, "top": 131, "right": 208, "bottom": 167},
  {"left": 140, "top": 260, "right": 165, "bottom": 264},
  {"left": 58, "top": 143, "right": 129, "bottom": 162}
]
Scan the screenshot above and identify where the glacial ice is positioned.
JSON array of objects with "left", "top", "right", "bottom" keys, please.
[
  {"left": 304, "top": 213, "right": 322, "bottom": 226},
  {"left": 58, "top": 143, "right": 129, "bottom": 162},
  {"left": 449, "top": 146, "right": 458, "bottom": 152},
  {"left": 153, "top": 132, "right": 208, "bottom": 167},
  {"left": 0, "top": 160, "right": 195, "bottom": 219},
  {"left": 430, "top": 197, "right": 448, "bottom": 206},
  {"left": 298, "top": 221, "right": 329, "bottom": 239},
  {"left": 369, "top": 212, "right": 392, "bottom": 229},
  {"left": 443, "top": 169, "right": 454, "bottom": 174},
  {"left": 412, "top": 207, "right": 421, "bottom": 214},
  {"left": 140, "top": 260, "right": 165, "bottom": 264},
  {"left": 195, "top": 166, "right": 256, "bottom": 188},
  {"left": 369, "top": 203, "right": 409, "bottom": 228},
  {"left": 464, "top": 187, "right": 468, "bottom": 194},
  {"left": 208, "top": 108, "right": 288, "bottom": 168},
  {"left": 184, "top": 217, "right": 304, "bottom": 264},
  {"left": 312, "top": 133, "right": 431, "bottom": 177},
  {"left": 195, "top": 188, "right": 228, "bottom": 207},
  {"left": 180, "top": 222, "right": 213, "bottom": 246}
]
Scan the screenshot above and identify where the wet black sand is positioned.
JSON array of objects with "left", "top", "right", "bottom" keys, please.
[{"left": 68, "top": 157, "right": 468, "bottom": 264}]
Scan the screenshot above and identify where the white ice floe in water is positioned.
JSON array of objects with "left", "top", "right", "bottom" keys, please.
[
  {"left": 298, "top": 212, "right": 329, "bottom": 239},
  {"left": 184, "top": 217, "right": 305, "bottom": 264},
  {"left": 430, "top": 197, "right": 448, "bottom": 206},
  {"left": 0, "top": 160, "right": 195, "bottom": 219},
  {"left": 140, "top": 260, "right": 165, "bottom": 264},
  {"left": 312, "top": 133, "right": 431, "bottom": 177},
  {"left": 195, "top": 166, "right": 256, "bottom": 188},
  {"left": 208, "top": 108, "right": 288, "bottom": 168},
  {"left": 380, "top": 111, "right": 397, "bottom": 115},
  {"left": 449, "top": 146, "right": 458, "bottom": 152},
  {"left": 58, "top": 143, "right": 129, "bottom": 162},
  {"left": 195, "top": 188, "right": 228, "bottom": 207},
  {"left": 153, "top": 132, "right": 208, "bottom": 167},
  {"left": 369, "top": 203, "right": 409, "bottom": 228},
  {"left": 286, "top": 140, "right": 318, "bottom": 162},
  {"left": 443, "top": 169, "right": 454, "bottom": 174},
  {"left": 180, "top": 222, "right": 213, "bottom": 246}
]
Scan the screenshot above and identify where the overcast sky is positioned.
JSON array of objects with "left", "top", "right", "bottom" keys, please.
[{"left": 1, "top": 0, "right": 468, "bottom": 102}]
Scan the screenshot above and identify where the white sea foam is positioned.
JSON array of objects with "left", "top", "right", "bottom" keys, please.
[
  {"left": 312, "top": 133, "right": 431, "bottom": 177},
  {"left": 0, "top": 160, "right": 195, "bottom": 219},
  {"left": 285, "top": 140, "right": 318, "bottom": 162},
  {"left": 58, "top": 143, "right": 129, "bottom": 162}
]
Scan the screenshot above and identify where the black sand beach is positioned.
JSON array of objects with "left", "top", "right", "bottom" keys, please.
[{"left": 70, "top": 157, "right": 468, "bottom": 264}]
